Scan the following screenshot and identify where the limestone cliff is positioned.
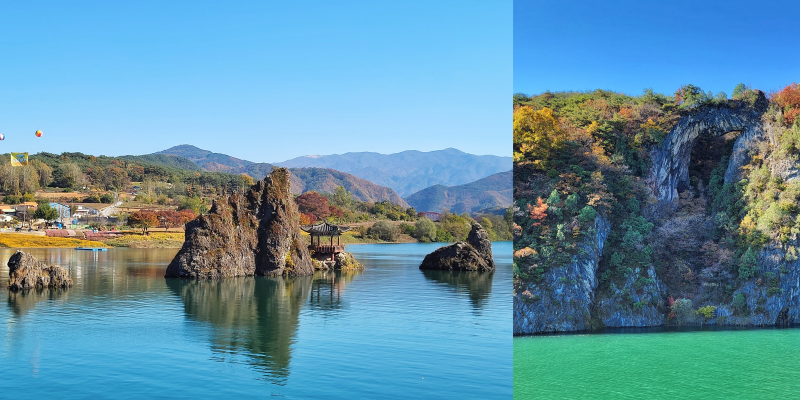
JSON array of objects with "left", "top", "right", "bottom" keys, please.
[
  {"left": 648, "top": 91, "right": 768, "bottom": 208},
  {"left": 166, "top": 168, "right": 313, "bottom": 279},
  {"left": 513, "top": 216, "right": 610, "bottom": 334},
  {"left": 514, "top": 91, "right": 800, "bottom": 334}
]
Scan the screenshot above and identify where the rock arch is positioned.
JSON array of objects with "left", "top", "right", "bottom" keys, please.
[{"left": 648, "top": 92, "right": 768, "bottom": 207}]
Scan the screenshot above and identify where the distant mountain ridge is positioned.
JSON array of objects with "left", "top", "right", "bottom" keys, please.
[
  {"left": 155, "top": 144, "right": 267, "bottom": 173},
  {"left": 404, "top": 170, "right": 512, "bottom": 214},
  {"left": 153, "top": 145, "right": 407, "bottom": 206},
  {"left": 275, "top": 148, "right": 512, "bottom": 196}
]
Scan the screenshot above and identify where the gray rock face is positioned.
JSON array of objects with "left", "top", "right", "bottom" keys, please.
[
  {"left": 594, "top": 265, "right": 667, "bottom": 328},
  {"left": 166, "top": 168, "right": 313, "bottom": 279},
  {"left": 7, "top": 250, "right": 73, "bottom": 290},
  {"left": 419, "top": 223, "right": 495, "bottom": 271},
  {"left": 695, "top": 242, "right": 800, "bottom": 327},
  {"left": 648, "top": 93, "right": 768, "bottom": 209},
  {"left": 513, "top": 216, "right": 610, "bottom": 334}
]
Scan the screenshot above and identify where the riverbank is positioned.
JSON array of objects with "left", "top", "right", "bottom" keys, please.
[{"left": 0, "top": 233, "right": 107, "bottom": 248}]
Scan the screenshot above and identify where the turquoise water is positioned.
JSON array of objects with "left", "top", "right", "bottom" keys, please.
[
  {"left": 1, "top": 242, "right": 511, "bottom": 399},
  {"left": 515, "top": 328, "right": 800, "bottom": 399}
]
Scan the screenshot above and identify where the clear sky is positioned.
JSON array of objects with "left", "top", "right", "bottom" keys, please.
[
  {"left": 515, "top": 0, "right": 800, "bottom": 97},
  {"left": 0, "top": 1, "right": 511, "bottom": 162}
]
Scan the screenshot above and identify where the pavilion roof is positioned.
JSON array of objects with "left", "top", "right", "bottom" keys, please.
[{"left": 300, "top": 221, "right": 351, "bottom": 236}]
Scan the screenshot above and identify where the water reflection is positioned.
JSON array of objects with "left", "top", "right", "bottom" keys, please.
[
  {"left": 421, "top": 270, "right": 494, "bottom": 311},
  {"left": 308, "top": 270, "right": 362, "bottom": 314},
  {"left": 166, "top": 276, "right": 312, "bottom": 384},
  {"left": 7, "top": 288, "right": 70, "bottom": 317}
]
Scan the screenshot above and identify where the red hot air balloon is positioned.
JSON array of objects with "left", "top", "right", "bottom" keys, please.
[
  {"left": 35, "top": 130, "right": 43, "bottom": 137},
  {"left": 0, "top": 133, "right": 5, "bottom": 140}
]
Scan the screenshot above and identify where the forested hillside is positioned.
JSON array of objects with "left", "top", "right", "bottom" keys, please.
[{"left": 404, "top": 170, "right": 511, "bottom": 213}]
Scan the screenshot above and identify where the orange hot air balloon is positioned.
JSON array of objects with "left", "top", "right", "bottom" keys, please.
[{"left": 35, "top": 130, "right": 43, "bottom": 137}]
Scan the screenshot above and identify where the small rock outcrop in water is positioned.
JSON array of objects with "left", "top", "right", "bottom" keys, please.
[
  {"left": 419, "top": 223, "right": 495, "bottom": 271},
  {"left": 312, "top": 252, "right": 363, "bottom": 271},
  {"left": 165, "top": 168, "right": 313, "bottom": 279},
  {"left": 7, "top": 250, "right": 73, "bottom": 290}
]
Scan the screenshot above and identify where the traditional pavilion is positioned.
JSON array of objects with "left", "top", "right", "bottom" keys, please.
[{"left": 301, "top": 221, "right": 351, "bottom": 261}]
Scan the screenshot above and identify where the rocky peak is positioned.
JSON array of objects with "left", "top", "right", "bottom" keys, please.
[{"left": 165, "top": 167, "right": 313, "bottom": 279}]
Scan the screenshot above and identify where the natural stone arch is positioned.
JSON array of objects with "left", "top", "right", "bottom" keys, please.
[{"left": 648, "top": 92, "right": 768, "bottom": 207}]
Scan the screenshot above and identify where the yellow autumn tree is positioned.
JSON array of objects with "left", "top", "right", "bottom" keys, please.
[{"left": 513, "top": 106, "right": 564, "bottom": 168}]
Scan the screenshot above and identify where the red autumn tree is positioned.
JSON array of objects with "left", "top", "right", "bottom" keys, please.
[
  {"left": 178, "top": 209, "right": 197, "bottom": 224},
  {"left": 154, "top": 209, "right": 197, "bottom": 231},
  {"left": 295, "top": 192, "right": 330, "bottom": 220},
  {"left": 527, "top": 197, "right": 548, "bottom": 226},
  {"left": 128, "top": 210, "right": 159, "bottom": 235},
  {"left": 328, "top": 205, "right": 343, "bottom": 219},
  {"left": 773, "top": 82, "right": 800, "bottom": 126}
]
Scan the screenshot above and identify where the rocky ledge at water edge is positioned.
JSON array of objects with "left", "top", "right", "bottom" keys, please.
[
  {"left": 419, "top": 223, "right": 495, "bottom": 272},
  {"left": 7, "top": 250, "right": 73, "bottom": 290}
]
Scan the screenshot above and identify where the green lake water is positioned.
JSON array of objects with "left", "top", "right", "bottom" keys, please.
[
  {"left": 1, "top": 243, "right": 511, "bottom": 399},
  {"left": 515, "top": 328, "right": 800, "bottom": 399}
]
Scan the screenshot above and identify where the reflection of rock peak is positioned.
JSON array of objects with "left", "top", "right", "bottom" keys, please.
[
  {"left": 166, "top": 168, "right": 313, "bottom": 279},
  {"left": 166, "top": 275, "right": 312, "bottom": 383},
  {"left": 421, "top": 269, "right": 494, "bottom": 310}
]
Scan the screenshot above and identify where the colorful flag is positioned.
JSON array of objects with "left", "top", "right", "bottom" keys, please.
[{"left": 10, "top": 152, "right": 28, "bottom": 166}]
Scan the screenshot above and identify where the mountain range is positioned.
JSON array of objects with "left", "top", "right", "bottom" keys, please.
[
  {"left": 152, "top": 145, "right": 406, "bottom": 206},
  {"left": 150, "top": 144, "right": 511, "bottom": 211},
  {"left": 403, "top": 170, "right": 512, "bottom": 214},
  {"left": 276, "top": 148, "right": 512, "bottom": 196}
]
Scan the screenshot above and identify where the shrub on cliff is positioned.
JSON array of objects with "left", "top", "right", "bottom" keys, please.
[{"left": 670, "top": 298, "right": 694, "bottom": 324}]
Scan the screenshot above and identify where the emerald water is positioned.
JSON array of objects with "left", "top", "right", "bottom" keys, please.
[
  {"left": 1, "top": 243, "right": 511, "bottom": 399},
  {"left": 515, "top": 328, "right": 800, "bottom": 399}
]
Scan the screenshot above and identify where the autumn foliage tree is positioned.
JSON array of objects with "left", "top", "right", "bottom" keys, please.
[
  {"left": 295, "top": 192, "right": 330, "bottom": 220},
  {"left": 128, "top": 210, "right": 159, "bottom": 234},
  {"left": 154, "top": 209, "right": 197, "bottom": 231},
  {"left": 773, "top": 82, "right": 800, "bottom": 126},
  {"left": 527, "top": 197, "right": 548, "bottom": 226},
  {"left": 513, "top": 106, "right": 564, "bottom": 167}
]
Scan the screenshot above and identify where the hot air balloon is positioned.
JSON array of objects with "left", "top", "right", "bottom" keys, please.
[
  {"left": 0, "top": 133, "right": 4, "bottom": 140},
  {"left": 35, "top": 130, "right": 43, "bottom": 137}
]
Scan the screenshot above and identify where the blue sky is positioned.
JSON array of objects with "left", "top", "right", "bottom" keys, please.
[
  {"left": 514, "top": 0, "right": 800, "bottom": 97},
  {"left": 0, "top": 1, "right": 511, "bottom": 162}
]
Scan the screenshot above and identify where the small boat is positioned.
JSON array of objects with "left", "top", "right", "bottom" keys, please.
[{"left": 75, "top": 247, "right": 108, "bottom": 251}]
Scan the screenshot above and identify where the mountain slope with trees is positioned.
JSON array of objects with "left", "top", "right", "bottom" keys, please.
[{"left": 404, "top": 170, "right": 511, "bottom": 214}]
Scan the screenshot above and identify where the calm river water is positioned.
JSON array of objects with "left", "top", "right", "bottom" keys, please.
[
  {"left": 515, "top": 327, "right": 800, "bottom": 399},
  {"left": 1, "top": 242, "right": 511, "bottom": 399}
]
